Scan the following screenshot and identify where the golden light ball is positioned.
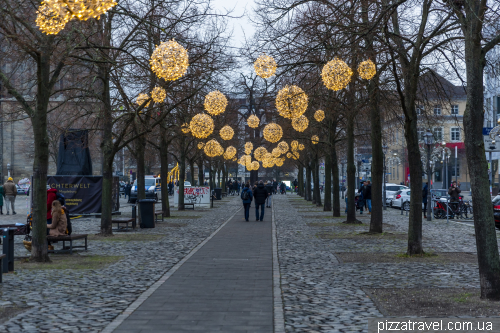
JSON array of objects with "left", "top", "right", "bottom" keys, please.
[
  {"left": 189, "top": 113, "right": 214, "bottom": 139},
  {"left": 181, "top": 123, "right": 190, "bottom": 134},
  {"left": 299, "top": 144, "right": 305, "bottom": 150},
  {"left": 292, "top": 115, "right": 309, "bottom": 132},
  {"left": 204, "top": 139, "right": 224, "bottom": 157},
  {"left": 204, "top": 90, "right": 228, "bottom": 116},
  {"left": 36, "top": 3, "right": 70, "bottom": 35},
  {"left": 197, "top": 142, "right": 205, "bottom": 149},
  {"left": 223, "top": 146, "right": 237, "bottom": 160},
  {"left": 286, "top": 152, "right": 292, "bottom": 159},
  {"left": 272, "top": 148, "right": 281, "bottom": 158},
  {"left": 314, "top": 110, "right": 325, "bottom": 122},
  {"left": 219, "top": 125, "right": 234, "bottom": 141},
  {"left": 247, "top": 115, "right": 260, "bottom": 128},
  {"left": 291, "top": 140, "right": 299, "bottom": 151},
  {"left": 136, "top": 93, "right": 151, "bottom": 108},
  {"left": 150, "top": 40, "right": 189, "bottom": 81},
  {"left": 254, "top": 53, "right": 277, "bottom": 79},
  {"left": 311, "top": 135, "right": 319, "bottom": 144},
  {"left": 244, "top": 142, "right": 253, "bottom": 155},
  {"left": 275, "top": 158, "right": 284, "bottom": 167},
  {"left": 322, "top": 58, "right": 353, "bottom": 91},
  {"left": 251, "top": 161, "right": 260, "bottom": 171},
  {"left": 151, "top": 86, "right": 166, "bottom": 103},
  {"left": 254, "top": 147, "right": 268, "bottom": 161},
  {"left": 275, "top": 85, "right": 308, "bottom": 119},
  {"left": 358, "top": 59, "right": 376, "bottom": 80},
  {"left": 277, "top": 141, "right": 289, "bottom": 153},
  {"left": 263, "top": 123, "right": 283, "bottom": 143},
  {"left": 43, "top": 0, "right": 117, "bottom": 22}
]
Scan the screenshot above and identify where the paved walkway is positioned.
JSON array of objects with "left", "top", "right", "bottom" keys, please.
[{"left": 111, "top": 205, "right": 274, "bottom": 333}]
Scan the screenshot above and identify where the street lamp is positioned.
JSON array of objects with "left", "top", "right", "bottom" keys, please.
[
  {"left": 441, "top": 141, "right": 450, "bottom": 189},
  {"left": 383, "top": 145, "right": 388, "bottom": 210},
  {"left": 424, "top": 129, "right": 434, "bottom": 221}
]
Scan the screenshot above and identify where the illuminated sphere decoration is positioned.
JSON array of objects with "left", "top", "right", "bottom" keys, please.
[
  {"left": 232, "top": 157, "right": 237, "bottom": 162},
  {"left": 286, "top": 152, "right": 292, "bottom": 159},
  {"left": 263, "top": 123, "right": 283, "bottom": 143},
  {"left": 247, "top": 115, "right": 260, "bottom": 128},
  {"left": 254, "top": 147, "right": 268, "bottom": 161},
  {"left": 291, "top": 140, "right": 299, "bottom": 151},
  {"left": 197, "top": 142, "right": 205, "bottom": 149},
  {"left": 291, "top": 151, "right": 299, "bottom": 160},
  {"left": 322, "top": 58, "right": 353, "bottom": 91},
  {"left": 272, "top": 148, "right": 282, "bottom": 158},
  {"left": 275, "top": 158, "right": 284, "bottom": 167},
  {"left": 204, "top": 139, "right": 224, "bottom": 157},
  {"left": 36, "top": 3, "right": 71, "bottom": 35},
  {"left": 245, "top": 142, "right": 253, "bottom": 155},
  {"left": 136, "top": 93, "right": 151, "bottom": 108},
  {"left": 254, "top": 53, "right": 277, "bottom": 79},
  {"left": 204, "top": 90, "right": 228, "bottom": 116},
  {"left": 358, "top": 59, "right": 376, "bottom": 80},
  {"left": 314, "top": 110, "right": 325, "bottom": 122},
  {"left": 292, "top": 115, "right": 309, "bottom": 132},
  {"left": 223, "top": 146, "right": 237, "bottom": 160},
  {"left": 219, "top": 125, "right": 234, "bottom": 141},
  {"left": 46, "top": 0, "right": 118, "bottom": 21},
  {"left": 189, "top": 113, "right": 214, "bottom": 139},
  {"left": 275, "top": 85, "right": 308, "bottom": 119},
  {"left": 150, "top": 40, "right": 189, "bottom": 81},
  {"left": 264, "top": 153, "right": 273, "bottom": 161},
  {"left": 181, "top": 123, "right": 190, "bottom": 134},
  {"left": 251, "top": 161, "right": 260, "bottom": 171},
  {"left": 151, "top": 86, "right": 166, "bottom": 103},
  {"left": 311, "top": 135, "right": 319, "bottom": 144},
  {"left": 278, "top": 141, "right": 289, "bottom": 154},
  {"left": 299, "top": 144, "right": 305, "bottom": 150}
]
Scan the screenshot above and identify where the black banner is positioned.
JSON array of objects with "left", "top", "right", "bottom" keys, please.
[{"left": 47, "top": 176, "right": 103, "bottom": 214}]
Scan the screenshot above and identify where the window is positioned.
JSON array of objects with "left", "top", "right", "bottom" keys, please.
[
  {"left": 416, "top": 105, "right": 423, "bottom": 115},
  {"left": 451, "top": 127, "right": 461, "bottom": 141},
  {"left": 434, "top": 105, "right": 441, "bottom": 115},
  {"left": 451, "top": 161, "right": 460, "bottom": 177},
  {"left": 451, "top": 105, "right": 459, "bottom": 115},
  {"left": 417, "top": 128, "right": 425, "bottom": 141},
  {"left": 433, "top": 127, "right": 443, "bottom": 142}
]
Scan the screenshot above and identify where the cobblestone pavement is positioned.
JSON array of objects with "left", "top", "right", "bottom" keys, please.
[
  {"left": 273, "top": 194, "right": 488, "bottom": 333},
  {"left": 0, "top": 196, "right": 240, "bottom": 333}
]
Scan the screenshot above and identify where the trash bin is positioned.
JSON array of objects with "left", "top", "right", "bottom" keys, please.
[
  {"left": 138, "top": 199, "right": 155, "bottom": 228},
  {"left": 214, "top": 188, "right": 222, "bottom": 200},
  {"left": 2, "top": 227, "right": 15, "bottom": 273}
]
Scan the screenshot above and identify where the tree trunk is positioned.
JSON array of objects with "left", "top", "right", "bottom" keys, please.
[
  {"left": 331, "top": 147, "right": 341, "bottom": 217},
  {"left": 312, "top": 161, "right": 317, "bottom": 205},
  {"left": 160, "top": 124, "right": 170, "bottom": 217},
  {"left": 30, "top": 45, "right": 51, "bottom": 262},
  {"left": 345, "top": 114, "right": 357, "bottom": 223},
  {"left": 136, "top": 134, "right": 146, "bottom": 224},
  {"left": 313, "top": 158, "right": 322, "bottom": 207},
  {"left": 198, "top": 160, "right": 204, "bottom": 186},
  {"left": 324, "top": 156, "right": 332, "bottom": 211},
  {"left": 305, "top": 164, "right": 312, "bottom": 201},
  {"left": 462, "top": 3, "right": 500, "bottom": 299},
  {"left": 189, "top": 160, "right": 195, "bottom": 185}
]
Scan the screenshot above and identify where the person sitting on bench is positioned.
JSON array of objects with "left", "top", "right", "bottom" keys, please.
[{"left": 47, "top": 200, "right": 67, "bottom": 237}]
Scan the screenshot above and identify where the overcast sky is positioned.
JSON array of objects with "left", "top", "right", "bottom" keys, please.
[{"left": 211, "top": 0, "right": 256, "bottom": 47}]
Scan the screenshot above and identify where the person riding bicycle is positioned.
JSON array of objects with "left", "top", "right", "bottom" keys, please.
[{"left": 448, "top": 181, "right": 461, "bottom": 215}]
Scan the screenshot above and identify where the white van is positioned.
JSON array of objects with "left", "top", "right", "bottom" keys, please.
[{"left": 130, "top": 176, "right": 162, "bottom": 203}]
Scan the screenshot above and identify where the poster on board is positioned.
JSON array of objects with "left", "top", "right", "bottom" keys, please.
[{"left": 173, "top": 187, "right": 210, "bottom": 208}]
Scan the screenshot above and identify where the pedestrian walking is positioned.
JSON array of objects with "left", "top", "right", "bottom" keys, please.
[
  {"left": 293, "top": 179, "right": 298, "bottom": 194},
  {"left": 448, "top": 180, "right": 461, "bottom": 213},
  {"left": 237, "top": 181, "right": 241, "bottom": 195},
  {"left": 280, "top": 182, "right": 286, "bottom": 195},
  {"left": 364, "top": 181, "right": 372, "bottom": 214},
  {"left": 422, "top": 182, "right": 428, "bottom": 218},
  {"left": 273, "top": 179, "right": 278, "bottom": 194},
  {"left": 253, "top": 180, "right": 268, "bottom": 221},
  {"left": 240, "top": 183, "right": 253, "bottom": 222},
  {"left": 3, "top": 177, "right": 17, "bottom": 215},
  {"left": 0, "top": 183, "right": 3, "bottom": 214},
  {"left": 265, "top": 181, "right": 273, "bottom": 208}
]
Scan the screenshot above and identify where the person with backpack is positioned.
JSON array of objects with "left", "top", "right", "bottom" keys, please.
[
  {"left": 240, "top": 183, "right": 253, "bottom": 222},
  {"left": 253, "top": 180, "right": 268, "bottom": 221}
]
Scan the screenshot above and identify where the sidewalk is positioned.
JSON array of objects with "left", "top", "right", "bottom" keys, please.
[{"left": 110, "top": 205, "right": 274, "bottom": 333}]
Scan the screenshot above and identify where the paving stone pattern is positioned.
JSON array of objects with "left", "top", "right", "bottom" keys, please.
[
  {"left": 0, "top": 197, "right": 241, "bottom": 333},
  {"left": 274, "top": 194, "right": 487, "bottom": 333},
  {"left": 113, "top": 202, "right": 273, "bottom": 333}
]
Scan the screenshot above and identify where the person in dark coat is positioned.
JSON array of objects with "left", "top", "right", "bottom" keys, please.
[
  {"left": 280, "top": 182, "right": 286, "bottom": 195},
  {"left": 273, "top": 180, "right": 278, "bottom": 194},
  {"left": 363, "top": 181, "right": 372, "bottom": 214},
  {"left": 253, "top": 181, "right": 268, "bottom": 221},
  {"left": 265, "top": 181, "right": 273, "bottom": 208},
  {"left": 240, "top": 183, "right": 253, "bottom": 221},
  {"left": 422, "top": 182, "right": 428, "bottom": 218}
]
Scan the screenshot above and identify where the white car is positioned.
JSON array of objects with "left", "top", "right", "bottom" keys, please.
[{"left": 391, "top": 189, "right": 425, "bottom": 211}]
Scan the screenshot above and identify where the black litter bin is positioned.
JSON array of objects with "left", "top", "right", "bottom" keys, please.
[
  {"left": 2, "top": 227, "right": 15, "bottom": 274},
  {"left": 138, "top": 199, "right": 155, "bottom": 228},
  {"left": 214, "top": 188, "right": 222, "bottom": 200}
]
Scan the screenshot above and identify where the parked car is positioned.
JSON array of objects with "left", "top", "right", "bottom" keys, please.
[
  {"left": 16, "top": 185, "right": 26, "bottom": 195},
  {"left": 391, "top": 189, "right": 426, "bottom": 211},
  {"left": 130, "top": 177, "right": 162, "bottom": 203}
]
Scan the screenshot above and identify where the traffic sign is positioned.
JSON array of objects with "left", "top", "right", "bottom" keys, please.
[{"left": 483, "top": 127, "right": 500, "bottom": 151}]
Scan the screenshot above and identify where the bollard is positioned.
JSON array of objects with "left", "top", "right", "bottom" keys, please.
[{"left": 2, "top": 228, "right": 15, "bottom": 273}]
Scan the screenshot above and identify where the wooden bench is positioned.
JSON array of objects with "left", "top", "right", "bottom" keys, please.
[
  {"left": 47, "top": 234, "right": 88, "bottom": 255},
  {"left": 155, "top": 210, "right": 164, "bottom": 222},
  {"left": 0, "top": 254, "right": 5, "bottom": 283},
  {"left": 112, "top": 206, "right": 137, "bottom": 231}
]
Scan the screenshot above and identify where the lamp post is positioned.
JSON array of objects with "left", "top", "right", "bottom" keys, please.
[
  {"left": 383, "top": 145, "right": 388, "bottom": 210},
  {"left": 424, "top": 130, "right": 434, "bottom": 221}
]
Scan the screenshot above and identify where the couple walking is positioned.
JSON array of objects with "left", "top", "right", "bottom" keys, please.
[{"left": 240, "top": 180, "right": 270, "bottom": 222}]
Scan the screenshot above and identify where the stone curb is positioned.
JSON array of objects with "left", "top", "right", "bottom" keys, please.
[
  {"left": 101, "top": 206, "right": 242, "bottom": 333},
  {"left": 272, "top": 203, "right": 286, "bottom": 333}
]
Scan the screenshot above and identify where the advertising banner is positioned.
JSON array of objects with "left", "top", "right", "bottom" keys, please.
[
  {"left": 47, "top": 176, "right": 103, "bottom": 214},
  {"left": 174, "top": 186, "right": 210, "bottom": 207}
]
